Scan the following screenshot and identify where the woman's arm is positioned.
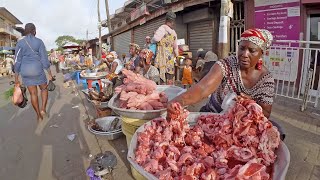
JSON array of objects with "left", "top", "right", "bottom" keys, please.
[
  {"left": 259, "top": 103, "right": 272, "bottom": 118},
  {"left": 168, "top": 63, "right": 224, "bottom": 112},
  {"left": 110, "top": 61, "right": 118, "bottom": 73},
  {"left": 14, "top": 42, "right": 22, "bottom": 84},
  {"left": 39, "top": 40, "right": 53, "bottom": 80},
  {"left": 152, "top": 26, "right": 166, "bottom": 43},
  {"left": 240, "top": 93, "right": 272, "bottom": 118}
]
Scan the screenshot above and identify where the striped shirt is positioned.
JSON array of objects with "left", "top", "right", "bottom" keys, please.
[{"left": 205, "top": 56, "right": 275, "bottom": 113}]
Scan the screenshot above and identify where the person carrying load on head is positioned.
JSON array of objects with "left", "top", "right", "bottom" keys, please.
[{"left": 152, "top": 11, "right": 179, "bottom": 85}]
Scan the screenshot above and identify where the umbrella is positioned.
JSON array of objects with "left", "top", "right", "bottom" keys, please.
[{"left": 63, "top": 42, "right": 80, "bottom": 49}]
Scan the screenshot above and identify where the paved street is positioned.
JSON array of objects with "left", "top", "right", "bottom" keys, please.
[
  {"left": 0, "top": 70, "right": 133, "bottom": 180},
  {"left": 0, "top": 70, "right": 320, "bottom": 180}
]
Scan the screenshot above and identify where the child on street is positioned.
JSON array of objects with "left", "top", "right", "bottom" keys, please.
[{"left": 182, "top": 59, "right": 193, "bottom": 89}]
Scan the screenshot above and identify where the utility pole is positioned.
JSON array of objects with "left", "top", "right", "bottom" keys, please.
[
  {"left": 218, "top": 0, "right": 232, "bottom": 59},
  {"left": 97, "top": 0, "right": 102, "bottom": 60},
  {"left": 86, "top": 29, "right": 88, "bottom": 41},
  {"left": 105, "top": 0, "right": 112, "bottom": 49}
]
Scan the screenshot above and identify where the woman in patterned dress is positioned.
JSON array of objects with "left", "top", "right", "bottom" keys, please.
[
  {"left": 168, "top": 29, "right": 274, "bottom": 118},
  {"left": 152, "top": 11, "right": 179, "bottom": 85}
]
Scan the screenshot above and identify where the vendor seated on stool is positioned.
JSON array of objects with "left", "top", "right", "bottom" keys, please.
[
  {"left": 105, "top": 51, "right": 124, "bottom": 86},
  {"left": 182, "top": 59, "right": 193, "bottom": 89}
]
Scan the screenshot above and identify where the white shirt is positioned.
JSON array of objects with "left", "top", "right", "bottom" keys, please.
[{"left": 113, "top": 59, "right": 124, "bottom": 74}]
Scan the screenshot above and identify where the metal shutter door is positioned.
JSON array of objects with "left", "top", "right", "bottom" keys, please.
[
  {"left": 189, "top": 20, "right": 213, "bottom": 58},
  {"left": 113, "top": 30, "right": 131, "bottom": 57},
  {"left": 134, "top": 16, "right": 166, "bottom": 48}
]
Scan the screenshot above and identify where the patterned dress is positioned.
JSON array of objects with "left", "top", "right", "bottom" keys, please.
[
  {"left": 202, "top": 56, "right": 275, "bottom": 113},
  {"left": 153, "top": 25, "right": 178, "bottom": 84}
]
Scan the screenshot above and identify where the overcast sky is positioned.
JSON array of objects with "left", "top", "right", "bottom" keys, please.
[{"left": 1, "top": 0, "right": 126, "bottom": 49}]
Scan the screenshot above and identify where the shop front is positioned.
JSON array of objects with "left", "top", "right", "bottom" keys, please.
[
  {"left": 302, "top": 0, "right": 320, "bottom": 94},
  {"left": 246, "top": 0, "right": 320, "bottom": 106},
  {"left": 113, "top": 30, "right": 132, "bottom": 57}
]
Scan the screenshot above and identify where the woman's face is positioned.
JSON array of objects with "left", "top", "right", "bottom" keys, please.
[
  {"left": 107, "top": 58, "right": 113, "bottom": 63},
  {"left": 129, "top": 47, "right": 136, "bottom": 56},
  {"left": 237, "top": 40, "right": 263, "bottom": 69}
]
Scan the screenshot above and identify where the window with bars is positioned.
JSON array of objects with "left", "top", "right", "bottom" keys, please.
[{"left": 229, "top": 0, "right": 245, "bottom": 55}]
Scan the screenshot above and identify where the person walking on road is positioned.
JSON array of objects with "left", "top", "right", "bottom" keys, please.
[
  {"left": 152, "top": 11, "right": 179, "bottom": 85},
  {"left": 5, "top": 55, "right": 14, "bottom": 77},
  {"left": 50, "top": 49, "right": 59, "bottom": 73},
  {"left": 14, "top": 23, "right": 53, "bottom": 122}
]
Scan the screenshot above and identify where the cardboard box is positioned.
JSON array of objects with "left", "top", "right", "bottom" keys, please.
[{"left": 182, "top": 51, "right": 192, "bottom": 59}]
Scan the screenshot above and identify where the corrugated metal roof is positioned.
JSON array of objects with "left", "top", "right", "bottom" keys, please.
[{"left": 0, "top": 7, "right": 22, "bottom": 24}]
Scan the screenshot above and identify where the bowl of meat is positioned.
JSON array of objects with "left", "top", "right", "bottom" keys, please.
[
  {"left": 88, "top": 116, "right": 123, "bottom": 140},
  {"left": 108, "top": 69, "right": 185, "bottom": 120},
  {"left": 127, "top": 98, "right": 290, "bottom": 180},
  {"left": 81, "top": 89, "right": 112, "bottom": 108}
]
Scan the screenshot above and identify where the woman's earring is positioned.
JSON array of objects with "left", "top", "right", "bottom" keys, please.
[{"left": 256, "top": 59, "right": 263, "bottom": 70}]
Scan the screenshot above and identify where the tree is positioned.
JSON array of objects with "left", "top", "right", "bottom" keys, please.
[
  {"left": 55, "top": 35, "right": 86, "bottom": 51},
  {"left": 55, "top": 35, "right": 76, "bottom": 50}
]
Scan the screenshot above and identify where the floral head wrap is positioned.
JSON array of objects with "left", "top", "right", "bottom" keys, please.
[
  {"left": 139, "top": 49, "right": 154, "bottom": 65},
  {"left": 240, "top": 28, "right": 273, "bottom": 52},
  {"left": 106, "top": 53, "right": 114, "bottom": 60},
  {"left": 129, "top": 43, "right": 140, "bottom": 53}
]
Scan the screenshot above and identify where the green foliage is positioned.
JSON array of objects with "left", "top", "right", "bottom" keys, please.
[
  {"left": 4, "top": 87, "right": 14, "bottom": 100},
  {"left": 55, "top": 35, "right": 76, "bottom": 48},
  {"left": 55, "top": 35, "right": 86, "bottom": 51}
]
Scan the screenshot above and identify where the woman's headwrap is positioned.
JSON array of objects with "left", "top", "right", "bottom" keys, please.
[
  {"left": 110, "top": 51, "right": 118, "bottom": 59},
  {"left": 240, "top": 28, "right": 273, "bottom": 52},
  {"left": 106, "top": 51, "right": 118, "bottom": 60},
  {"left": 106, "top": 53, "right": 114, "bottom": 60},
  {"left": 140, "top": 49, "right": 154, "bottom": 65},
  {"left": 129, "top": 43, "right": 140, "bottom": 53}
]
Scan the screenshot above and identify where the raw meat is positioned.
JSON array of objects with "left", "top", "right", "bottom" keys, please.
[
  {"left": 116, "top": 69, "right": 168, "bottom": 110},
  {"left": 134, "top": 97, "right": 280, "bottom": 179}
]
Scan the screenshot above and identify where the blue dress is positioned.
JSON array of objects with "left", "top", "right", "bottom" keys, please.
[{"left": 14, "top": 35, "right": 50, "bottom": 86}]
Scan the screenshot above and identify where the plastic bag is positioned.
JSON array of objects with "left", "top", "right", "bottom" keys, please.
[
  {"left": 12, "top": 83, "right": 23, "bottom": 105},
  {"left": 12, "top": 83, "right": 28, "bottom": 108},
  {"left": 48, "top": 80, "right": 56, "bottom": 91}
]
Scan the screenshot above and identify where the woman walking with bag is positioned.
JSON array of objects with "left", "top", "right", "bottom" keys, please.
[{"left": 14, "top": 23, "right": 53, "bottom": 122}]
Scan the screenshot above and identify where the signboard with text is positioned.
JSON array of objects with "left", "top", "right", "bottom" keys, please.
[{"left": 255, "top": 0, "right": 301, "bottom": 81}]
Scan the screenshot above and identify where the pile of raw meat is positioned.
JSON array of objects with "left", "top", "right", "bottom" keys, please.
[
  {"left": 115, "top": 69, "right": 168, "bottom": 110},
  {"left": 134, "top": 97, "right": 281, "bottom": 179}
]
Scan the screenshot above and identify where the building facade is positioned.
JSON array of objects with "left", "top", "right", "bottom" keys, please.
[
  {"left": 88, "top": 0, "right": 246, "bottom": 59},
  {"left": 0, "top": 7, "right": 22, "bottom": 48}
]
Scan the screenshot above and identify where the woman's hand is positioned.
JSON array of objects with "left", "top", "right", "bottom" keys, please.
[
  {"left": 48, "top": 74, "right": 54, "bottom": 81},
  {"left": 240, "top": 93, "right": 252, "bottom": 99},
  {"left": 167, "top": 101, "right": 176, "bottom": 115},
  {"left": 15, "top": 80, "right": 20, "bottom": 86}
]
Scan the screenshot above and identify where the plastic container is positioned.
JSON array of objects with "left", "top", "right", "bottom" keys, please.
[
  {"left": 127, "top": 112, "right": 291, "bottom": 180},
  {"left": 130, "top": 165, "right": 147, "bottom": 180},
  {"left": 122, "top": 119, "right": 140, "bottom": 147},
  {"left": 122, "top": 116, "right": 150, "bottom": 127}
]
